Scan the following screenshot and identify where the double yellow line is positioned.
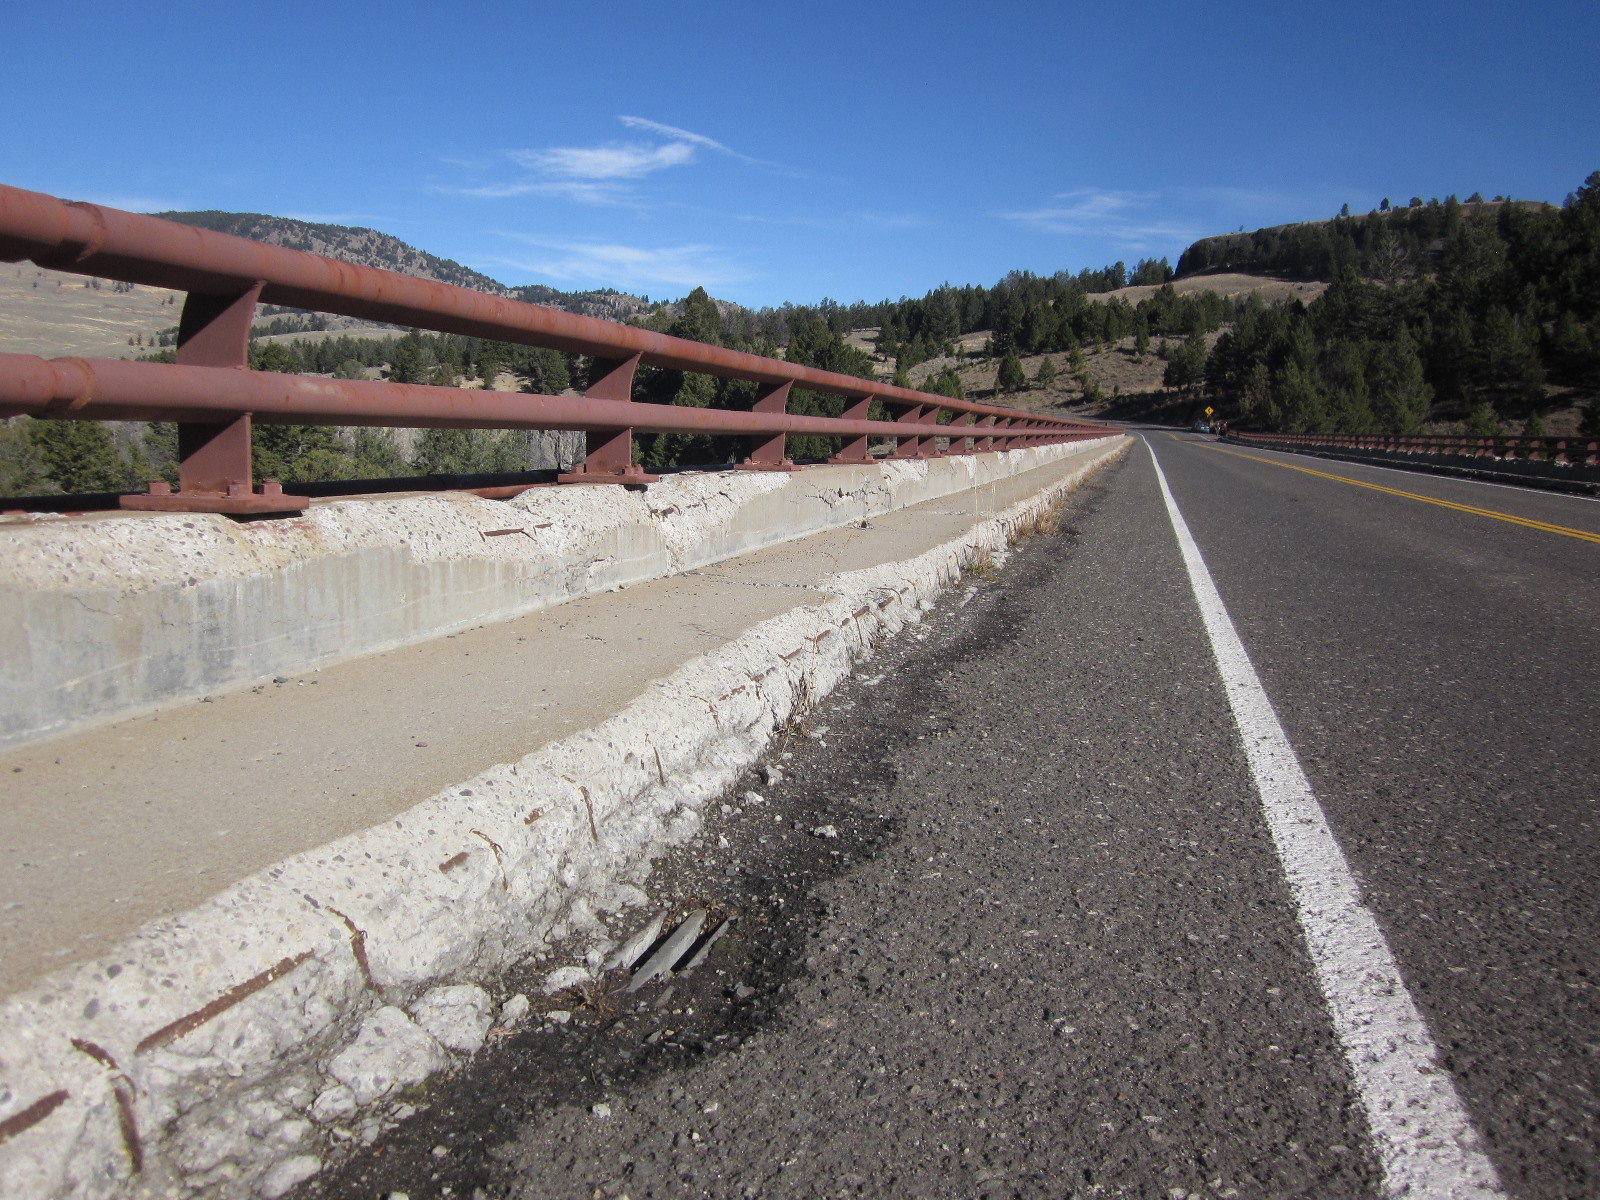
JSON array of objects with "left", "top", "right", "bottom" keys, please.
[{"left": 1175, "top": 436, "right": 1600, "bottom": 545}]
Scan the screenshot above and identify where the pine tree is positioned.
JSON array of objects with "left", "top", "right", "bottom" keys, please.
[
  {"left": 0, "top": 417, "right": 55, "bottom": 495},
  {"left": 33, "top": 420, "right": 127, "bottom": 492},
  {"left": 997, "top": 350, "right": 1027, "bottom": 393}
]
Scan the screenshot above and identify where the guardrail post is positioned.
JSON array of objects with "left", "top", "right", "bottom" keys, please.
[
  {"left": 829, "top": 396, "right": 875, "bottom": 465},
  {"left": 558, "top": 353, "right": 659, "bottom": 486},
  {"left": 890, "top": 403, "right": 926, "bottom": 458},
  {"left": 944, "top": 413, "right": 973, "bottom": 456},
  {"left": 121, "top": 280, "right": 309, "bottom": 515},
  {"left": 975, "top": 414, "right": 996, "bottom": 452},
  {"left": 736, "top": 381, "right": 799, "bottom": 471}
]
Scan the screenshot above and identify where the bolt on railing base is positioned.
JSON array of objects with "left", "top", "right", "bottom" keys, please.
[{"left": 119, "top": 479, "right": 309, "bottom": 515}]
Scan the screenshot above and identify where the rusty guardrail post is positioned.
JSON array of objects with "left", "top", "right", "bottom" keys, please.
[
  {"left": 828, "top": 395, "right": 875, "bottom": 465},
  {"left": 972, "top": 414, "right": 992, "bottom": 451},
  {"left": 890, "top": 403, "right": 927, "bottom": 458},
  {"left": 121, "top": 280, "right": 309, "bottom": 514},
  {"left": 945, "top": 413, "right": 973, "bottom": 456},
  {"left": 736, "top": 380, "right": 799, "bottom": 471},
  {"left": 557, "top": 353, "right": 659, "bottom": 485}
]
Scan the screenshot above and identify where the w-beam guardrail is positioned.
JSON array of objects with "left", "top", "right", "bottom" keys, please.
[
  {"left": 0, "top": 183, "right": 1106, "bottom": 514},
  {"left": 1229, "top": 429, "right": 1600, "bottom": 467}
]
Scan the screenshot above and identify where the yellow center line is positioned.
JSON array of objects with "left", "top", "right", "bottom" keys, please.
[{"left": 1186, "top": 440, "right": 1600, "bottom": 545}]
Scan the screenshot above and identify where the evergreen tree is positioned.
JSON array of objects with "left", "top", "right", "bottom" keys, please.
[
  {"left": 997, "top": 350, "right": 1027, "bottom": 393},
  {"left": 1034, "top": 357, "right": 1058, "bottom": 389},
  {"left": 0, "top": 418, "right": 55, "bottom": 495},
  {"left": 350, "top": 428, "right": 407, "bottom": 476},
  {"left": 411, "top": 428, "right": 502, "bottom": 474},
  {"left": 1464, "top": 402, "right": 1502, "bottom": 437},
  {"left": 33, "top": 422, "right": 126, "bottom": 492}
]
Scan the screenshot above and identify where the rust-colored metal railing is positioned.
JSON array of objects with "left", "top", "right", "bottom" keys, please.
[{"left": 0, "top": 183, "right": 1107, "bottom": 514}]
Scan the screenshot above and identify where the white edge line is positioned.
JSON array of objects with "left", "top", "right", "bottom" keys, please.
[{"left": 1144, "top": 437, "right": 1506, "bottom": 1200}]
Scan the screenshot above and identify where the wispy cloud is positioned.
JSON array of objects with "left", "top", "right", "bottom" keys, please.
[
  {"left": 617, "top": 116, "right": 733, "bottom": 154},
  {"left": 615, "top": 116, "right": 800, "bottom": 175},
  {"left": 997, "top": 188, "right": 1200, "bottom": 244},
  {"left": 489, "top": 234, "right": 747, "bottom": 289},
  {"left": 444, "top": 116, "right": 788, "bottom": 207},
  {"left": 510, "top": 140, "right": 696, "bottom": 181}
]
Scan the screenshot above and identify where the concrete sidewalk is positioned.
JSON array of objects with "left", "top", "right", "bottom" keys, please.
[{"left": 1, "top": 451, "right": 1104, "bottom": 996}]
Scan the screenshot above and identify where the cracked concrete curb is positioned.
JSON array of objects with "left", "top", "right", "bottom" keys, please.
[{"left": 0, "top": 437, "right": 1126, "bottom": 1199}]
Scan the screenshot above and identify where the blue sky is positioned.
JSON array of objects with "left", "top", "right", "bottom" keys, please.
[{"left": 5, "top": 1, "right": 1596, "bottom": 308}]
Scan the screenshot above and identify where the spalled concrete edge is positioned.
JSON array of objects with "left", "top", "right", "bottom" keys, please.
[
  {"left": 0, "top": 438, "right": 1128, "bottom": 1200},
  {"left": 0, "top": 443, "right": 1105, "bottom": 752}
]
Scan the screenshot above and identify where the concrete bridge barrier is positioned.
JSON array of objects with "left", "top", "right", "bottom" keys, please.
[{"left": 5, "top": 444, "right": 1098, "bottom": 751}]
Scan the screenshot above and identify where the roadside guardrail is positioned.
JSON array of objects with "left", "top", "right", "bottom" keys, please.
[{"left": 0, "top": 183, "right": 1106, "bottom": 514}]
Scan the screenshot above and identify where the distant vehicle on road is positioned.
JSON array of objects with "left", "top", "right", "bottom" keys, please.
[{"left": 1192, "top": 420, "right": 1211, "bottom": 433}]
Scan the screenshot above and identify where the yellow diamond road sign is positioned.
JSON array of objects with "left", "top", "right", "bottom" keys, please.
[{"left": 1205, "top": 406, "right": 1214, "bottom": 416}]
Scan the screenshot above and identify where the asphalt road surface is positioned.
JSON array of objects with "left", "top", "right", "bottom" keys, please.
[{"left": 305, "top": 431, "right": 1599, "bottom": 1200}]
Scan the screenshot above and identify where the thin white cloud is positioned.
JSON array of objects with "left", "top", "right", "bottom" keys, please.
[
  {"left": 449, "top": 116, "right": 797, "bottom": 206},
  {"left": 489, "top": 235, "right": 746, "bottom": 289},
  {"left": 617, "top": 116, "right": 733, "bottom": 154},
  {"left": 998, "top": 188, "right": 1201, "bottom": 244},
  {"left": 509, "top": 141, "right": 696, "bottom": 181}
]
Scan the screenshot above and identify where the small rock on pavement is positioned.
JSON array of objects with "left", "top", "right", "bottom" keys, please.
[
  {"left": 741, "top": 790, "right": 765, "bottom": 805},
  {"left": 592, "top": 1102, "right": 612, "bottom": 1119},
  {"left": 811, "top": 824, "right": 839, "bottom": 839},
  {"left": 259, "top": 1154, "right": 321, "bottom": 1198},
  {"left": 761, "top": 763, "right": 785, "bottom": 785}
]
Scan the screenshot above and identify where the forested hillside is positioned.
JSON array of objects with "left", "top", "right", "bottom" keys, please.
[{"left": 1192, "top": 173, "right": 1600, "bottom": 436}]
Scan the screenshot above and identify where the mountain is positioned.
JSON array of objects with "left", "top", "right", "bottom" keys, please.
[
  {"left": 154, "top": 211, "right": 683, "bottom": 325},
  {"left": 154, "top": 211, "right": 513, "bottom": 295}
]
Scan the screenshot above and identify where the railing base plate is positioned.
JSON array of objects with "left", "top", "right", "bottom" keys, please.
[
  {"left": 556, "top": 469, "right": 661, "bottom": 486},
  {"left": 120, "top": 491, "right": 309, "bottom": 515}
]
